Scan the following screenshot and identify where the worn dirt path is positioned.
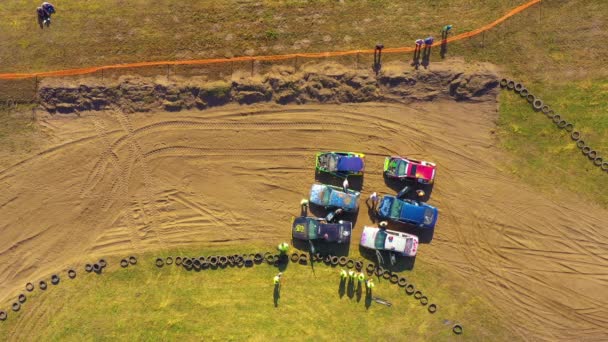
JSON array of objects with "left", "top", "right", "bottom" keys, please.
[{"left": 0, "top": 101, "right": 606, "bottom": 340}]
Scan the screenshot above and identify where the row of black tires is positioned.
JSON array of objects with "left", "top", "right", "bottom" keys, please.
[
  {"left": 155, "top": 253, "right": 266, "bottom": 270},
  {"left": 500, "top": 79, "right": 607, "bottom": 172},
  {"left": 1, "top": 257, "right": 136, "bottom": 323}
]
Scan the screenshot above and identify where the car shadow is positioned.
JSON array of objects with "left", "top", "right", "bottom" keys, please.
[
  {"left": 383, "top": 176, "right": 435, "bottom": 202},
  {"left": 385, "top": 220, "right": 435, "bottom": 244},
  {"left": 315, "top": 171, "right": 364, "bottom": 192},
  {"left": 358, "top": 245, "right": 416, "bottom": 272}
]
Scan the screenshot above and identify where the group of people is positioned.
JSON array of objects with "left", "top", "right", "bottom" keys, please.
[
  {"left": 340, "top": 269, "right": 375, "bottom": 293},
  {"left": 413, "top": 24, "right": 453, "bottom": 68},
  {"left": 36, "top": 2, "right": 56, "bottom": 28}
]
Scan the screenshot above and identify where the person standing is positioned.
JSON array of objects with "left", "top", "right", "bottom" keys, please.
[
  {"left": 277, "top": 242, "right": 289, "bottom": 254},
  {"left": 366, "top": 279, "right": 375, "bottom": 293},
  {"left": 340, "top": 269, "right": 348, "bottom": 280},
  {"left": 441, "top": 24, "right": 453, "bottom": 38},
  {"left": 273, "top": 272, "right": 282, "bottom": 286},
  {"left": 41, "top": 2, "right": 56, "bottom": 26},
  {"left": 368, "top": 192, "right": 379, "bottom": 210},
  {"left": 357, "top": 272, "right": 365, "bottom": 284},
  {"left": 342, "top": 178, "right": 349, "bottom": 193},
  {"left": 413, "top": 39, "right": 424, "bottom": 66}
]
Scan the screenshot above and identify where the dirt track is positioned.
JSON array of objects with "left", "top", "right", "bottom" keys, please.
[{"left": 1, "top": 97, "right": 607, "bottom": 339}]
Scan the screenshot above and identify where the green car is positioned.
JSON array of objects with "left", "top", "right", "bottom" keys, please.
[{"left": 315, "top": 152, "right": 365, "bottom": 177}]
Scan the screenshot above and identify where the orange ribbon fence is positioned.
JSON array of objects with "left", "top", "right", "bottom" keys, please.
[{"left": 0, "top": 0, "right": 541, "bottom": 80}]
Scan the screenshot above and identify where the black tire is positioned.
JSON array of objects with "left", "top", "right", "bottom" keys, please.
[
  {"left": 299, "top": 253, "right": 308, "bottom": 265},
  {"left": 414, "top": 290, "right": 423, "bottom": 299},
  {"left": 428, "top": 303, "right": 438, "bottom": 313},
  {"left": 183, "top": 258, "right": 193, "bottom": 268},
  {"left": 201, "top": 260, "right": 210, "bottom": 269},
  {"left": 541, "top": 105, "right": 550, "bottom": 114},
  {"left": 0, "top": 311, "right": 6, "bottom": 321},
  {"left": 533, "top": 99, "right": 543, "bottom": 111},
  {"left": 219, "top": 256, "right": 228, "bottom": 266},
  {"left": 520, "top": 88, "right": 529, "bottom": 97},
  {"left": 166, "top": 256, "right": 173, "bottom": 265},
  {"left": 330, "top": 256, "right": 339, "bottom": 266},
  {"left": 39, "top": 281, "right": 47, "bottom": 290},
  {"left": 588, "top": 150, "right": 598, "bottom": 160},
  {"left": 390, "top": 274, "right": 399, "bottom": 284},
  {"left": 209, "top": 256, "right": 218, "bottom": 267},
  {"left": 290, "top": 253, "right": 299, "bottom": 263},
  {"left": 264, "top": 252, "right": 274, "bottom": 264},
  {"left": 514, "top": 83, "right": 523, "bottom": 93},
  {"left": 405, "top": 283, "right": 415, "bottom": 295},
  {"left": 85, "top": 264, "right": 93, "bottom": 273},
  {"left": 506, "top": 80, "right": 515, "bottom": 90},
  {"left": 398, "top": 277, "right": 407, "bottom": 287},
  {"left": 254, "top": 253, "right": 264, "bottom": 264},
  {"left": 236, "top": 260, "right": 244, "bottom": 268},
  {"left": 346, "top": 259, "right": 355, "bottom": 269},
  {"left": 595, "top": 157, "right": 604, "bottom": 166},
  {"left": 338, "top": 256, "right": 347, "bottom": 266},
  {"left": 499, "top": 78, "right": 508, "bottom": 88},
  {"left": 244, "top": 259, "right": 254, "bottom": 268},
  {"left": 571, "top": 131, "right": 581, "bottom": 140},
  {"left": 382, "top": 271, "right": 391, "bottom": 280},
  {"left": 198, "top": 256, "right": 207, "bottom": 264},
  {"left": 93, "top": 263, "right": 101, "bottom": 273},
  {"left": 582, "top": 146, "right": 592, "bottom": 155},
  {"left": 453, "top": 324, "right": 463, "bottom": 335},
  {"left": 354, "top": 261, "right": 363, "bottom": 271},
  {"left": 68, "top": 269, "right": 76, "bottom": 279},
  {"left": 375, "top": 267, "right": 384, "bottom": 277},
  {"left": 552, "top": 114, "right": 561, "bottom": 123},
  {"left": 26, "top": 283, "right": 34, "bottom": 292},
  {"left": 192, "top": 259, "right": 201, "bottom": 270},
  {"left": 18, "top": 294, "right": 26, "bottom": 304},
  {"left": 129, "top": 256, "right": 137, "bottom": 265},
  {"left": 526, "top": 94, "right": 535, "bottom": 103},
  {"left": 51, "top": 275, "right": 60, "bottom": 285},
  {"left": 99, "top": 259, "right": 107, "bottom": 268},
  {"left": 175, "top": 257, "right": 183, "bottom": 266},
  {"left": 314, "top": 253, "right": 323, "bottom": 262},
  {"left": 12, "top": 303, "right": 20, "bottom": 312},
  {"left": 156, "top": 258, "right": 164, "bottom": 267},
  {"left": 323, "top": 255, "right": 331, "bottom": 265},
  {"left": 576, "top": 140, "right": 585, "bottom": 149},
  {"left": 120, "top": 259, "right": 129, "bottom": 268},
  {"left": 228, "top": 255, "right": 235, "bottom": 264},
  {"left": 235, "top": 255, "right": 245, "bottom": 264},
  {"left": 564, "top": 123, "right": 574, "bottom": 132},
  {"left": 366, "top": 263, "right": 375, "bottom": 275},
  {"left": 557, "top": 120, "right": 567, "bottom": 129},
  {"left": 602, "top": 162, "right": 608, "bottom": 171},
  {"left": 420, "top": 296, "right": 429, "bottom": 306}
]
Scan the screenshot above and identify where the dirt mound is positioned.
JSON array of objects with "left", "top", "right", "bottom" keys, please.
[{"left": 37, "top": 60, "right": 499, "bottom": 114}]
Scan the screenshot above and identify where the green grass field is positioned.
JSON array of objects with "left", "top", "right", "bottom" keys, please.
[{"left": 0, "top": 246, "right": 512, "bottom": 341}]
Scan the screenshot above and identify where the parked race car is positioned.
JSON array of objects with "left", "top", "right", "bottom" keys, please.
[
  {"left": 384, "top": 156, "right": 436, "bottom": 184},
  {"left": 292, "top": 216, "right": 352, "bottom": 244},
  {"left": 316, "top": 152, "right": 365, "bottom": 177},
  {"left": 360, "top": 226, "right": 419, "bottom": 257},
  {"left": 309, "top": 183, "right": 361, "bottom": 212},
  {"left": 377, "top": 195, "right": 438, "bottom": 229}
]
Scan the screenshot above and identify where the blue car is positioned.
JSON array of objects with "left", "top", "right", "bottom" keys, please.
[
  {"left": 377, "top": 195, "right": 438, "bottom": 229},
  {"left": 309, "top": 183, "right": 360, "bottom": 212}
]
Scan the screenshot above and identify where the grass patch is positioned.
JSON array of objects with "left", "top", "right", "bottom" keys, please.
[{"left": 0, "top": 246, "right": 513, "bottom": 340}]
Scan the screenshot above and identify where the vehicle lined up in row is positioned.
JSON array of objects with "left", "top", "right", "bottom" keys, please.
[{"left": 292, "top": 151, "right": 438, "bottom": 265}]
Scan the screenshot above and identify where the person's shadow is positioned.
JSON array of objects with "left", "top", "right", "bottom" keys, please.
[
  {"left": 421, "top": 47, "right": 431, "bottom": 69},
  {"left": 365, "top": 290, "right": 372, "bottom": 309},
  {"left": 411, "top": 47, "right": 421, "bottom": 69},
  {"left": 273, "top": 284, "right": 280, "bottom": 307},
  {"left": 440, "top": 32, "right": 448, "bottom": 59},
  {"left": 356, "top": 283, "right": 363, "bottom": 302},
  {"left": 347, "top": 279, "right": 355, "bottom": 298},
  {"left": 339, "top": 278, "right": 346, "bottom": 298}
]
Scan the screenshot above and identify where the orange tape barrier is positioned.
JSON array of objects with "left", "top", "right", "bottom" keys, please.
[{"left": 0, "top": 0, "right": 540, "bottom": 80}]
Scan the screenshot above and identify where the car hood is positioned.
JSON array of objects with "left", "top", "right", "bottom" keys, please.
[
  {"left": 360, "top": 227, "right": 378, "bottom": 249},
  {"left": 319, "top": 221, "right": 352, "bottom": 243},
  {"left": 292, "top": 217, "right": 318, "bottom": 240},
  {"left": 384, "top": 234, "right": 407, "bottom": 253},
  {"left": 309, "top": 184, "right": 327, "bottom": 205}
]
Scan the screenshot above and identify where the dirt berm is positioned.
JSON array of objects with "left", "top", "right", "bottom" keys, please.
[{"left": 38, "top": 60, "right": 499, "bottom": 113}]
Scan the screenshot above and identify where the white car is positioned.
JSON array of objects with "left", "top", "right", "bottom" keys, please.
[{"left": 360, "top": 226, "right": 419, "bottom": 257}]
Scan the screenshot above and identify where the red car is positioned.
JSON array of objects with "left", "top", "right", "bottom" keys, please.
[{"left": 383, "top": 156, "right": 437, "bottom": 184}]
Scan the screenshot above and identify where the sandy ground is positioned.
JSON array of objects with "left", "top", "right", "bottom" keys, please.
[{"left": 0, "top": 100, "right": 607, "bottom": 340}]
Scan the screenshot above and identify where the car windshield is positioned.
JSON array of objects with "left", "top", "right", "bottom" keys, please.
[
  {"left": 423, "top": 208, "right": 434, "bottom": 225},
  {"left": 397, "top": 160, "right": 407, "bottom": 175},
  {"left": 405, "top": 238, "right": 413, "bottom": 253},
  {"left": 391, "top": 199, "right": 403, "bottom": 218},
  {"left": 308, "top": 220, "right": 319, "bottom": 239},
  {"left": 323, "top": 187, "right": 332, "bottom": 204},
  {"left": 374, "top": 230, "right": 387, "bottom": 250}
]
